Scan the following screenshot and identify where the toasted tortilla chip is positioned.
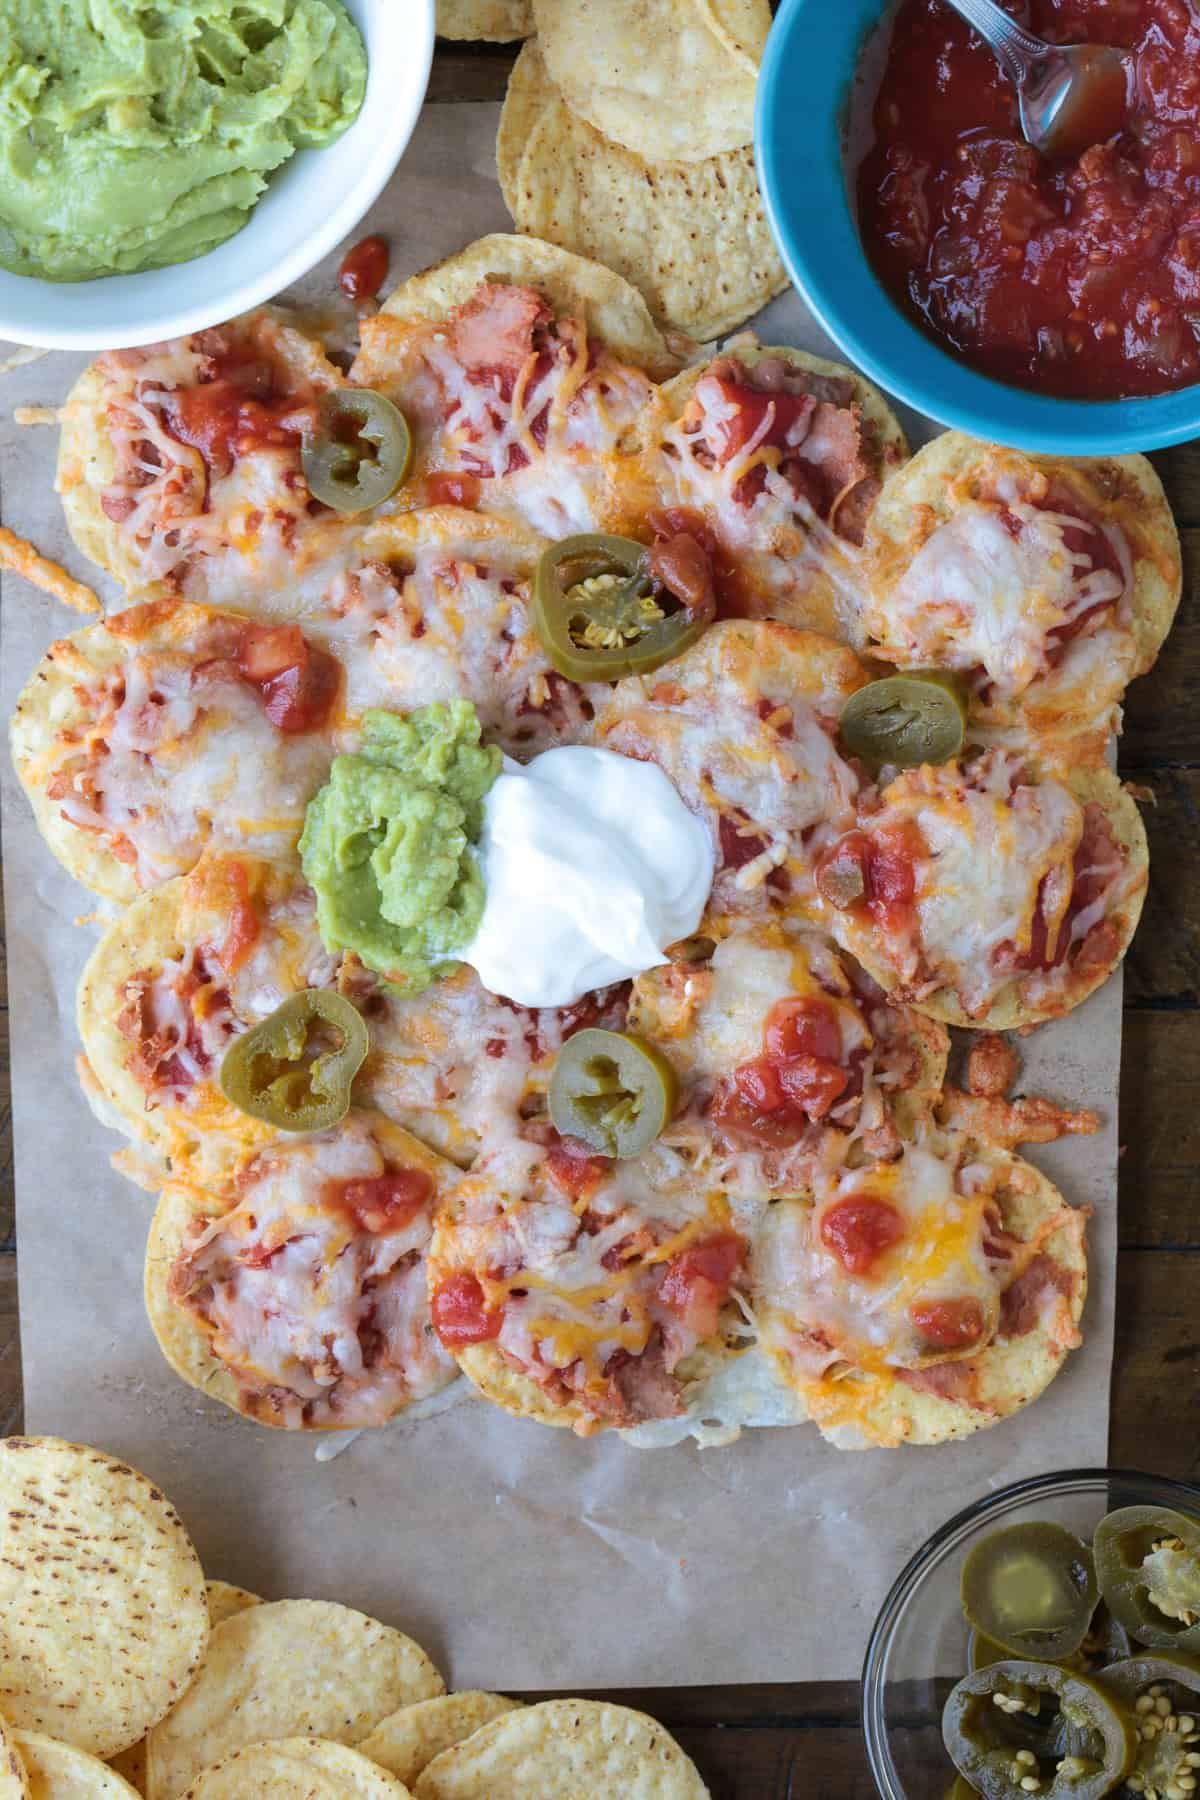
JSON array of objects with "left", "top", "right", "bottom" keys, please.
[
  {"left": 356, "top": 1696, "right": 522, "bottom": 1787},
  {"left": 499, "top": 44, "right": 787, "bottom": 340},
  {"left": 0, "top": 1439, "right": 208, "bottom": 1760},
  {"left": 0, "top": 1715, "right": 30, "bottom": 1800},
  {"left": 533, "top": 0, "right": 770, "bottom": 161},
  {"left": 145, "top": 1601, "right": 443, "bottom": 1800},
  {"left": 371, "top": 232, "right": 676, "bottom": 379},
  {"left": 179, "top": 1739, "right": 411, "bottom": 1799},
  {"left": 202, "top": 1583, "right": 262, "bottom": 1630},
  {"left": 14, "top": 1733, "right": 142, "bottom": 1799},
  {"left": 413, "top": 1699, "right": 709, "bottom": 1799},
  {"left": 436, "top": 0, "right": 530, "bottom": 39}
]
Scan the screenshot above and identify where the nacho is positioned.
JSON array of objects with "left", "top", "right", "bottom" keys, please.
[
  {"left": 756, "top": 1138, "right": 1089, "bottom": 1449},
  {"left": 533, "top": 0, "right": 770, "bottom": 162},
  {"left": 179, "top": 1739, "right": 411, "bottom": 1799},
  {"left": 816, "top": 759, "right": 1148, "bottom": 1031},
  {"left": 498, "top": 45, "right": 787, "bottom": 340},
  {"left": 0, "top": 1438, "right": 208, "bottom": 1760},
  {"left": 203, "top": 1583, "right": 262, "bottom": 1630},
  {"left": 14, "top": 1733, "right": 141, "bottom": 1800},
  {"left": 356, "top": 1695, "right": 522, "bottom": 1787},
  {"left": 862, "top": 433, "right": 1182, "bottom": 762},
  {"left": 413, "top": 1698, "right": 709, "bottom": 1799},
  {"left": 643, "top": 340, "right": 908, "bottom": 637},
  {"left": 145, "top": 1601, "right": 443, "bottom": 1800},
  {"left": 144, "top": 1116, "right": 459, "bottom": 1431}
]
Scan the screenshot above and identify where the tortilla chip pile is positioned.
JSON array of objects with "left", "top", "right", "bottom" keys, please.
[
  {"left": 0, "top": 1437, "right": 710, "bottom": 1800},
  {"left": 496, "top": 0, "right": 788, "bottom": 338}
]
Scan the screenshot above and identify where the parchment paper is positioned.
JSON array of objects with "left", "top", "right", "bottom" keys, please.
[{"left": 0, "top": 103, "right": 1118, "bottom": 1688}]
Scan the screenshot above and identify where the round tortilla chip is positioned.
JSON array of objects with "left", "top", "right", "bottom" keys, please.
[
  {"left": 436, "top": 0, "right": 530, "bottom": 39},
  {"left": 144, "top": 1601, "right": 443, "bottom": 1800},
  {"left": 0, "top": 1440, "right": 208, "bottom": 1760},
  {"left": 862, "top": 431, "right": 1182, "bottom": 759},
  {"left": 760, "top": 1147, "right": 1089, "bottom": 1450},
  {"left": 413, "top": 1699, "right": 709, "bottom": 1799},
  {"left": 533, "top": 0, "right": 770, "bottom": 162},
  {"left": 0, "top": 1715, "right": 30, "bottom": 1800},
  {"left": 180, "top": 1739, "right": 412, "bottom": 1799},
  {"left": 921, "top": 767, "right": 1147, "bottom": 1033},
  {"left": 356, "top": 1695, "right": 522, "bottom": 1787},
  {"left": 202, "top": 1583, "right": 262, "bottom": 1631},
  {"left": 499, "top": 44, "right": 788, "bottom": 340},
  {"left": 14, "top": 1732, "right": 142, "bottom": 1799},
  {"left": 366, "top": 232, "right": 676, "bottom": 381},
  {"left": 109, "top": 1587, "right": 264, "bottom": 1794}
]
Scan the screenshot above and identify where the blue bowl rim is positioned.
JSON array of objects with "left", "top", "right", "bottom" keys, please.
[
  {"left": 860, "top": 1465, "right": 1200, "bottom": 1800},
  {"left": 755, "top": 0, "right": 1200, "bottom": 455}
]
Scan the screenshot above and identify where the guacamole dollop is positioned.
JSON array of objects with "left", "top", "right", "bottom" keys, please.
[
  {"left": 0, "top": 0, "right": 367, "bottom": 282},
  {"left": 299, "top": 702, "right": 502, "bottom": 995}
]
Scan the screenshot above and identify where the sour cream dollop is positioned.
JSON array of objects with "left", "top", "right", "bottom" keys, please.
[{"left": 462, "top": 746, "right": 714, "bottom": 1008}]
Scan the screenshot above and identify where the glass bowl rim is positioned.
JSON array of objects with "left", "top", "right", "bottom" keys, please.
[{"left": 861, "top": 1466, "right": 1200, "bottom": 1799}]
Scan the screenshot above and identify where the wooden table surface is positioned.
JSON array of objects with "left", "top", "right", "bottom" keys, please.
[{"left": 2, "top": 40, "right": 1200, "bottom": 1799}]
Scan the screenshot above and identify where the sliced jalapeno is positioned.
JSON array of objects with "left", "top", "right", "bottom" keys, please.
[
  {"left": 1098, "top": 1650, "right": 1200, "bottom": 1795},
  {"left": 302, "top": 388, "right": 413, "bottom": 513},
  {"left": 1094, "top": 1507, "right": 1200, "bottom": 1654},
  {"left": 942, "top": 1661, "right": 1135, "bottom": 1800},
  {"left": 219, "top": 991, "right": 368, "bottom": 1132},
  {"left": 961, "top": 1523, "right": 1099, "bottom": 1663},
  {"left": 532, "top": 532, "right": 715, "bottom": 682},
  {"left": 972, "top": 1607, "right": 1132, "bottom": 1680},
  {"left": 840, "top": 672, "right": 966, "bottom": 768},
  {"left": 946, "top": 1781, "right": 979, "bottom": 1800},
  {"left": 549, "top": 1027, "right": 678, "bottom": 1158}
]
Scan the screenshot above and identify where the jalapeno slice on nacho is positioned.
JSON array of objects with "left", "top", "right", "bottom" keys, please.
[
  {"left": 303, "top": 388, "right": 412, "bottom": 513},
  {"left": 549, "top": 1027, "right": 677, "bottom": 1159},
  {"left": 532, "top": 532, "right": 715, "bottom": 682},
  {"left": 219, "top": 990, "right": 368, "bottom": 1131}
]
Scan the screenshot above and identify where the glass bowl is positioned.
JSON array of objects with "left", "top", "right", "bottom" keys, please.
[{"left": 862, "top": 1468, "right": 1200, "bottom": 1799}]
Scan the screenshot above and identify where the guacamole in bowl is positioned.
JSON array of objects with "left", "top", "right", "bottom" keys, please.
[{"left": 0, "top": 0, "right": 368, "bottom": 281}]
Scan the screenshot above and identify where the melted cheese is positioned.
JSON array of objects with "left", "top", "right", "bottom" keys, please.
[
  {"left": 755, "top": 1142, "right": 998, "bottom": 1376},
  {"left": 875, "top": 500, "right": 1129, "bottom": 697},
  {"left": 43, "top": 617, "right": 333, "bottom": 887},
  {"left": 172, "top": 1118, "right": 456, "bottom": 1427}
]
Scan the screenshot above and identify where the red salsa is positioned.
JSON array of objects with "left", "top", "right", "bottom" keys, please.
[{"left": 854, "top": 0, "right": 1200, "bottom": 398}]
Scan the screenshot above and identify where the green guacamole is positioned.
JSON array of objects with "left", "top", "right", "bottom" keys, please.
[
  {"left": 299, "top": 702, "right": 502, "bottom": 995},
  {"left": 0, "top": 0, "right": 368, "bottom": 282}
]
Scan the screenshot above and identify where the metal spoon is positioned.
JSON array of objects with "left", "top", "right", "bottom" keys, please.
[{"left": 942, "top": 0, "right": 1130, "bottom": 159}]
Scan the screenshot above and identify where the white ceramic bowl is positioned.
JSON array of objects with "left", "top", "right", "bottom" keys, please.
[{"left": 0, "top": 0, "right": 434, "bottom": 351}]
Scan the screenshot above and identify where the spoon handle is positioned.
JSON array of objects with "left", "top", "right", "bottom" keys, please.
[{"left": 943, "top": 0, "right": 1049, "bottom": 84}]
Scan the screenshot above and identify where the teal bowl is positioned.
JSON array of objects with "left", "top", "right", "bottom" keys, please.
[{"left": 755, "top": 0, "right": 1200, "bottom": 454}]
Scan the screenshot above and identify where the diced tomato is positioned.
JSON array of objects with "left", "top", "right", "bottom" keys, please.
[
  {"left": 764, "top": 997, "right": 842, "bottom": 1064},
  {"left": 817, "top": 823, "right": 923, "bottom": 936},
  {"left": 431, "top": 1273, "right": 503, "bottom": 1350},
  {"left": 544, "top": 1132, "right": 612, "bottom": 1201},
  {"left": 820, "top": 1196, "right": 906, "bottom": 1276},
  {"left": 331, "top": 1168, "right": 433, "bottom": 1236},
  {"left": 776, "top": 1056, "right": 850, "bottom": 1119},
  {"left": 338, "top": 234, "right": 389, "bottom": 302},
  {"left": 218, "top": 862, "right": 261, "bottom": 977},
  {"left": 425, "top": 471, "right": 482, "bottom": 508},
  {"left": 658, "top": 1231, "right": 745, "bottom": 1339},
  {"left": 706, "top": 381, "right": 814, "bottom": 464},
  {"left": 237, "top": 624, "right": 340, "bottom": 734},
  {"left": 909, "top": 1296, "right": 987, "bottom": 1352},
  {"left": 731, "top": 1056, "right": 786, "bottom": 1115},
  {"left": 160, "top": 353, "right": 311, "bottom": 479}
]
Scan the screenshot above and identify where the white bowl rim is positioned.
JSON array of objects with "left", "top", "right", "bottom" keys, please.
[{"left": 0, "top": 0, "right": 434, "bottom": 352}]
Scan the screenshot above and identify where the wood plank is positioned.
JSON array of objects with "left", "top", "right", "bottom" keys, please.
[
  {"left": 1120, "top": 527, "right": 1200, "bottom": 769},
  {"left": 428, "top": 42, "right": 517, "bottom": 104},
  {"left": 1118, "top": 765, "right": 1200, "bottom": 1003},
  {"left": 1112, "top": 1249, "right": 1200, "bottom": 1480},
  {"left": 1119, "top": 1011, "right": 1200, "bottom": 1248},
  {"left": 0, "top": 1256, "right": 20, "bottom": 1439}
]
